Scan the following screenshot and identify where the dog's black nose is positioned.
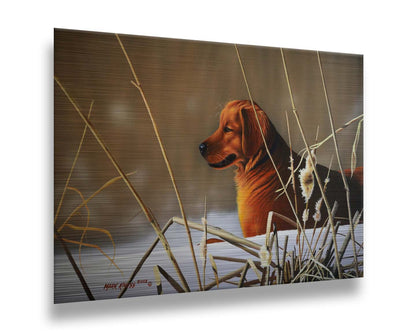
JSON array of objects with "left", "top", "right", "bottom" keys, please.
[{"left": 199, "top": 142, "right": 208, "bottom": 156}]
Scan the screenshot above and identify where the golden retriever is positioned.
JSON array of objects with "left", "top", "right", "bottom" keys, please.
[{"left": 200, "top": 100, "right": 363, "bottom": 237}]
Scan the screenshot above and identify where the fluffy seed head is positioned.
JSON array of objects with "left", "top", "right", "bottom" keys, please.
[
  {"left": 259, "top": 245, "right": 271, "bottom": 268},
  {"left": 302, "top": 208, "right": 309, "bottom": 223},
  {"left": 313, "top": 198, "right": 323, "bottom": 223}
]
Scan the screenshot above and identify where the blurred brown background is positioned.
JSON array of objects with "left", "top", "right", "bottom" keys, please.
[{"left": 54, "top": 29, "right": 363, "bottom": 245}]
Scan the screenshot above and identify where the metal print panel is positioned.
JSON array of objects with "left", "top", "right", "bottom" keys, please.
[{"left": 54, "top": 28, "right": 363, "bottom": 303}]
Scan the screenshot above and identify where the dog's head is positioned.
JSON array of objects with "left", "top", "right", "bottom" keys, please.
[{"left": 199, "top": 100, "right": 277, "bottom": 169}]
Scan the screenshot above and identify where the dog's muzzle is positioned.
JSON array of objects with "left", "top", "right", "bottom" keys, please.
[{"left": 208, "top": 154, "right": 236, "bottom": 168}]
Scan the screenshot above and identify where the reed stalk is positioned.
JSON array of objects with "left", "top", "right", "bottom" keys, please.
[
  {"left": 280, "top": 235, "right": 289, "bottom": 284},
  {"left": 156, "top": 265, "right": 186, "bottom": 293},
  {"left": 153, "top": 266, "right": 163, "bottom": 295},
  {"left": 54, "top": 225, "right": 95, "bottom": 301},
  {"left": 316, "top": 50, "right": 359, "bottom": 276},
  {"left": 205, "top": 266, "right": 246, "bottom": 291},
  {"left": 202, "top": 197, "right": 208, "bottom": 289},
  {"left": 172, "top": 217, "right": 261, "bottom": 250},
  {"left": 280, "top": 48, "right": 342, "bottom": 278},
  {"left": 116, "top": 34, "right": 202, "bottom": 291},
  {"left": 305, "top": 114, "right": 363, "bottom": 153},
  {"left": 118, "top": 218, "right": 174, "bottom": 298},
  {"left": 54, "top": 100, "right": 94, "bottom": 224},
  {"left": 209, "top": 254, "right": 220, "bottom": 288},
  {"left": 238, "top": 262, "right": 250, "bottom": 287},
  {"left": 66, "top": 186, "right": 92, "bottom": 272},
  {"left": 285, "top": 111, "right": 298, "bottom": 215}
]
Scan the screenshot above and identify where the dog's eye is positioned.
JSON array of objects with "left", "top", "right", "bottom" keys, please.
[{"left": 224, "top": 126, "right": 233, "bottom": 133}]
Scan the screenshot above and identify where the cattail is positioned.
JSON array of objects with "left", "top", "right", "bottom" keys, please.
[
  {"left": 313, "top": 197, "right": 323, "bottom": 223},
  {"left": 302, "top": 208, "right": 309, "bottom": 223},
  {"left": 299, "top": 150, "right": 316, "bottom": 203},
  {"left": 200, "top": 217, "right": 207, "bottom": 260},
  {"left": 259, "top": 245, "right": 271, "bottom": 268}
]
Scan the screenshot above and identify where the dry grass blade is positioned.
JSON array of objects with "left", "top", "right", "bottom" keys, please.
[
  {"left": 66, "top": 186, "right": 92, "bottom": 272},
  {"left": 59, "top": 236, "right": 123, "bottom": 274},
  {"left": 64, "top": 223, "right": 116, "bottom": 259},
  {"left": 247, "top": 259, "right": 262, "bottom": 281},
  {"left": 313, "top": 201, "right": 338, "bottom": 257},
  {"left": 213, "top": 256, "right": 275, "bottom": 269},
  {"left": 58, "top": 171, "right": 136, "bottom": 233},
  {"left": 119, "top": 219, "right": 174, "bottom": 298},
  {"left": 339, "top": 210, "right": 362, "bottom": 263},
  {"left": 351, "top": 119, "right": 363, "bottom": 177},
  {"left": 323, "top": 221, "right": 341, "bottom": 267},
  {"left": 201, "top": 216, "right": 208, "bottom": 289},
  {"left": 280, "top": 48, "right": 342, "bottom": 278},
  {"left": 209, "top": 254, "right": 220, "bottom": 288},
  {"left": 54, "top": 77, "right": 190, "bottom": 292},
  {"left": 172, "top": 217, "right": 261, "bottom": 250},
  {"left": 285, "top": 111, "right": 298, "bottom": 214},
  {"left": 156, "top": 265, "right": 186, "bottom": 293},
  {"left": 54, "top": 226, "right": 95, "bottom": 300},
  {"left": 280, "top": 235, "right": 289, "bottom": 284},
  {"left": 153, "top": 266, "right": 163, "bottom": 295},
  {"left": 54, "top": 100, "right": 94, "bottom": 225},
  {"left": 116, "top": 34, "right": 202, "bottom": 291},
  {"left": 201, "top": 196, "right": 208, "bottom": 289},
  {"left": 269, "top": 211, "right": 298, "bottom": 229},
  {"left": 205, "top": 265, "right": 246, "bottom": 291},
  {"left": 274, "top": 227, "right": 280, "bottom": 284},
  {"left": 238, "top": 262, "right": 250, "bottom": 287},
  {"left": 303, "top": 114, "right": 364, "bottom": 153},
  {"left": 261, "top": 266, "right": 270, "bottom": 286}
]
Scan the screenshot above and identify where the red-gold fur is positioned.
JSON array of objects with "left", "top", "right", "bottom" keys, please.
[{"left": 200, "top": 100, "right": 363, "bottom": 237}]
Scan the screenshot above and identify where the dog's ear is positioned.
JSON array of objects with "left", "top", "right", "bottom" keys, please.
[{"left": 240, "top": 103, "right": 274, "bottom": 158}]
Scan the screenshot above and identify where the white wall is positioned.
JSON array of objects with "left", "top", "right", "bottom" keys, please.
[{"left": 2, "top": 1, "right": 415, "bottom": 332}]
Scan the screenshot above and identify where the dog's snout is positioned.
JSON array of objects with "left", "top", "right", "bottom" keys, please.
[{"left": 199, "top": 142, "right": 208, "bottom": 156}]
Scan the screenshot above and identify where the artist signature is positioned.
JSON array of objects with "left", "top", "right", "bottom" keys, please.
[{"left": 104, "top": 279, "right": 152, "bottom": 291}]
